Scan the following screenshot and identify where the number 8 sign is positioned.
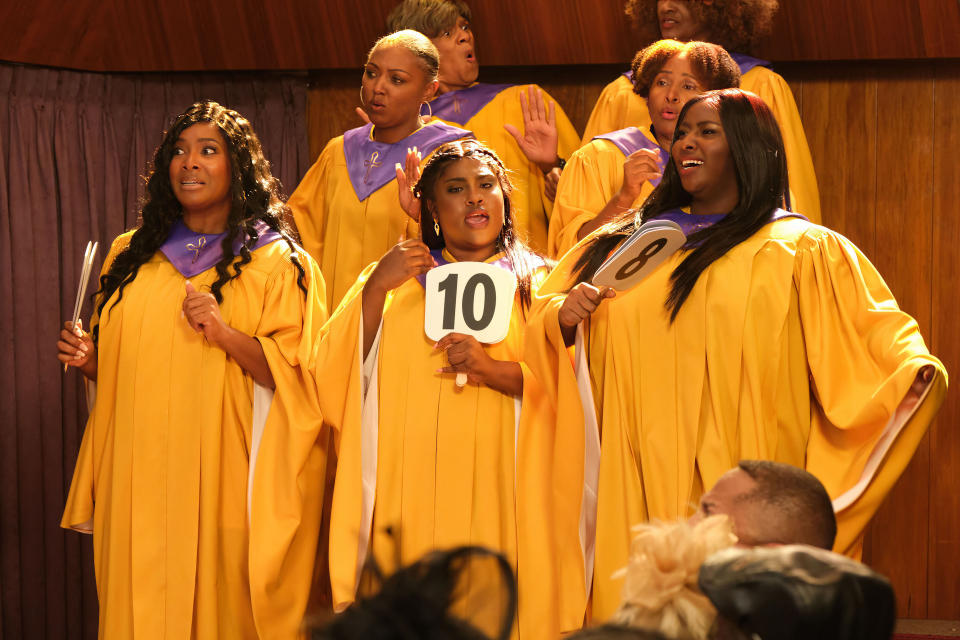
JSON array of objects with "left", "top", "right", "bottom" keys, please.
[
  {"left": 592, "top": 220, "right": 686, "bottom": 291},
  {"left": 424, "top": 262, "right": 518, "bottom": 384}
]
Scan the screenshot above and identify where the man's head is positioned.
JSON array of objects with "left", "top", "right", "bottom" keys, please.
[{"left": 691, "top": 460, "right": 837, "bottom": 550}]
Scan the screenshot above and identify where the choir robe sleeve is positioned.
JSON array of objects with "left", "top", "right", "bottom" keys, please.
[
  {"left": 61, "top": 231, "right": 134, "bottom": 533},
  {"left": 307, "top": 265, "right": 377, "bottom": 609},
  {"left": 547, "top": 141, "right": 654, "bottom": 259},
  {"left": 247, "top": 248, "right": 331, "bottom": 640},
  {"left": 286, "top": 135, "right": 433, "bottom": 310},
  {"left": 741, "top": 67, "right": 821, "bottom": 223},
  {"left": 288, "top": 140, "right": 336, "bottom": 265},
  {"left": 580, "top": 75, "right": 651, "bottom": 146},
  {"left": 795, "top": 228, "right": 947, "bottom": 555},
  {"left": 518, "top": 248, "right": 594, "bottom": 633}
]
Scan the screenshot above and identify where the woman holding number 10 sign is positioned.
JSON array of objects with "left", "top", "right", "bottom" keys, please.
[
  {"left": 520, "top": 89, "right": 947, "bottom": 634},
  {"left": 312, "top": 139, "right": 550, "bottom": 634}
]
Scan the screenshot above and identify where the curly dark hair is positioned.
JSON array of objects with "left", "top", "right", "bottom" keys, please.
[
  {"left": 92, "top": 100, "right": 306, "bottom": 343},
  {"left": 624, "top": 0, "right": 779, "bottom": 54},
  {"left": 630, "top": 39, "right": 741, "bottom": 98},
  {"left": 571, "top": 89, "right": 788, "bottom": 321},
  {"left": 414, "top": 139, "right": 549, "bottom": 314}
]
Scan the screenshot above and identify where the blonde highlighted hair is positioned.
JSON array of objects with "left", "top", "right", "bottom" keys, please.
[{"left": 611, "top": 516, "right": 737, "bottom": 639}]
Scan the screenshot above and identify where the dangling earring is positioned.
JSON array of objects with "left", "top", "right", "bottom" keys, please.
[
  {"left": 419, "top": 100, "right": 433, "bottom": 124},
  {"left": 434, "top": 218, "right": 441, "bottom": 236}
]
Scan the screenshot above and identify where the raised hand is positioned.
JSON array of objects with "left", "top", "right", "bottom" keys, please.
[
  {"left": 503, "top": 85, "right": 559, "bottom": 173},
  {"left": 395, "top": 146, "right": 423, "bottom": 222},
  {"left": 619, "top": 148, "right": 662, "bottom": 203},
  {"left": 58, "top": 318, "right": 97, "bottom": 379},
  {"left": 368, "top": 238, "right": 437, "bottom": 295}
]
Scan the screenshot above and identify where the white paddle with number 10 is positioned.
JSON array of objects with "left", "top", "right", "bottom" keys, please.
[{"left": 424, "top": 262, "right": 518, "bottom": 387}]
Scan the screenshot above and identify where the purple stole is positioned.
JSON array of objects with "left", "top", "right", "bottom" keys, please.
[
  {"left": 160, "top": 219, "right": 282, "bottom": 278},
  {"left": 422, "top": 83, "right": 514, "bottom": 126},
  {"left": 342, "top": 122, "right": 471, "bottom": 201},
  {"left": 729, "top": 52, "right": 770, "bottom": 75},
  {"left": 650, "top": 207, "right": 808, "bottom": 239},
  {"left": 593, "top": 126, "right": 669, "bottom": 187},
  {"left": 620, "top": 52, "right": 771, "bottom": 82},
  {"left": 415, "top": 249, "right": 546, "bottom": 288}
]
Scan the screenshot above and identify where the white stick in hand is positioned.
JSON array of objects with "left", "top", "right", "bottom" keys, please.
[{"left": 65, "top": 240, "right": 98, "bottom": 372}]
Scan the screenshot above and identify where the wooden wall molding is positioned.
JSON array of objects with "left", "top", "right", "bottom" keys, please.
[{"left": 2, "top": 1, "right": 958, "bottom": 73}]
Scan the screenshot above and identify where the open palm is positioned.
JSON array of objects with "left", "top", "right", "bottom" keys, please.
[{"left": 503, "top": 85, "right": 558, "bottom": 170}]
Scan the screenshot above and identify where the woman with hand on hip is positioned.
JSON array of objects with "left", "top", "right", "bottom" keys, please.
[{"left": 523, "top": 89, "right": 945, "bottom": 630}]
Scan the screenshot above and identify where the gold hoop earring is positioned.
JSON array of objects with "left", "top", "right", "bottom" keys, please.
[
  {"left": 420, "top": 100, "right": 433, "bottom": 120},
  {"left": 434, "top": 219, "right": 441, "bottom": 236}
]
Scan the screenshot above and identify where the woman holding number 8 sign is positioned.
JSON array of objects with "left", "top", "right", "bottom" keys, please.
[
  {"left": 313, "top": 139, "right": 550, "bottom": 633},
  {"left": 521, "top": 89, "right": 947, "bottom": 632}
]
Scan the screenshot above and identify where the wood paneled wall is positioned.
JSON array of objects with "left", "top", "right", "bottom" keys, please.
[
  {"left": 787, "top": 59, "right": 960, "bottom": 620},
  {"left": 2, "top": 0, "right": 959, "bottom": 72},
  {"left": 302, "top": 59, "right": 960, "bottom": 619},
  {"left": 764, "top": 0, "right": 960, "bottom": 60}
]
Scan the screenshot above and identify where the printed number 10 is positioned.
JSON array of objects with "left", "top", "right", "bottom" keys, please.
[{"left": 437, "top": 272, "right": 497, "bottom": 331}]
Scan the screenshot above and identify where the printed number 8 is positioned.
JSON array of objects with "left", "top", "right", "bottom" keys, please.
[{"left": 615, "top": 238, "right": 668, "bottom": 280}]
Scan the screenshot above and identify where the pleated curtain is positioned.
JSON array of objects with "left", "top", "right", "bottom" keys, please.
[{"left": 0, "top": 62, "right": 310, "bottom": 639}]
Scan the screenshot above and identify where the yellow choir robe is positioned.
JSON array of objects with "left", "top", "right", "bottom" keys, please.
[
  {"left": 62, "top": 230, "right": 330, "bottom": 639},
  {"left": 521, "top": 215, "right": 946, "bottom": 629},
  {"left": 312, "top": 251, "right": 549, "bottom": 636},
  {"left": 547, "top": 126, "right": 667, "bottom": 258},
  {"left": 425, "top": 83, "right": 580, "bottom": 252},
  {"left": 580, "top": 60, "right": 822, "bottom": 223},
  {"left": 288, "top": 121, "right": 471, "bottom": 310}
]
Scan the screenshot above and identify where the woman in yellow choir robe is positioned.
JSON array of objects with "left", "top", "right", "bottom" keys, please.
[
  {"left": 522, "top": 90, "right": 946, "bottom": 630},
  {"left": 57, "top": 102, "right": 330, "bottom": 639},
  {"left": 548, "top": 40, "right": 740, "bottom": 258},
  {"left": 582, "top": 0, "right": 821, "bottom": 222},
  {"left": 386, "top": 0, "right": 580, "bottom": 252},
  {"left": 288, "top": 30, "right": 471, "bottom": 310},
  {"left": 312, "top": 139, "right": 550, "bottom": 636}
]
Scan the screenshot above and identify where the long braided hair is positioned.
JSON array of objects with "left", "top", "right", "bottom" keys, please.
[
  {"left": 415, "top": 139, "right": 548, "bottom": 314},
  {"left": 92, "top": 100, "right": 306, "bottom": 343}
]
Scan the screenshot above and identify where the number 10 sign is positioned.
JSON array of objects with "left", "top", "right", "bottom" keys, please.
[{"left": 424, "top": 262, "right": 518, "bottom": 384}]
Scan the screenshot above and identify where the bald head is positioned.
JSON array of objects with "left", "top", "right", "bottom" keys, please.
[{"left": 693, "top": 461, "right": 837, "bottom": 550}]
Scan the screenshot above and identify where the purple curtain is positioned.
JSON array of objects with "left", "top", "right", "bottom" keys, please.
[{"left": 0, "top": 62, "right": 309, "bottom": 639}]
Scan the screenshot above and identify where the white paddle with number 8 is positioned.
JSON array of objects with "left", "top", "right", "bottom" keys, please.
[
  {"left": 592, "top": 219, "right": 686, "bottom": 291},
  {"left": 424, "top": 262, "right": 518, "bottom": 387}
]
